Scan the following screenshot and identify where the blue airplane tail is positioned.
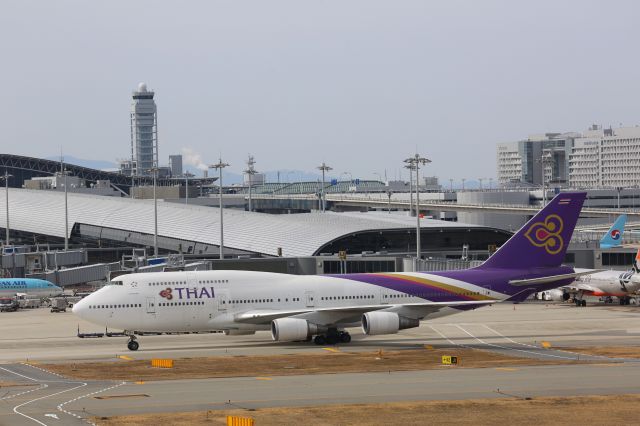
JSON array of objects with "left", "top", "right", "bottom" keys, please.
[{"left": 600, "top": 214, "right": 626, "bottom": 249}]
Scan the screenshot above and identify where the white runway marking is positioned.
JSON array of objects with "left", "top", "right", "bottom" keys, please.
[
  {"left": 1, "top": 364, "right": 89, "bottom": 425},
  {"left": 57, "top": 381, "right": 127, "bottom": 426},
  {"left": 454, "top": 324, "right": 577, "bottom": 360}
]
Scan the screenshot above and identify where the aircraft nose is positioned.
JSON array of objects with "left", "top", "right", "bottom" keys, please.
[{"left": 72, "top": 297, "right": 88, "bottom": 318}]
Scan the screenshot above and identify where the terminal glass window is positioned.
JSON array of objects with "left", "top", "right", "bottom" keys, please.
[
  {"left": 602, "top": 252, "right": 634, "bottom": 266},
  {"left": 323, "top": 260, "right": 395, "bottom": 274}
]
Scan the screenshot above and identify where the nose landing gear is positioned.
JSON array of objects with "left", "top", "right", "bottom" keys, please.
[{"left": 126, "top": 334, "right": 139, "bottom": 351}]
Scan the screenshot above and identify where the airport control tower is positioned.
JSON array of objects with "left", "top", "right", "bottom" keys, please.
[{"left": 130, "top": 82, "right": 158, "bottom": 176}]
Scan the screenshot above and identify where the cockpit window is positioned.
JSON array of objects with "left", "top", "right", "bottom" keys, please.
[{"left": 108, "top": 280, "right": 124, "bottom": 286}]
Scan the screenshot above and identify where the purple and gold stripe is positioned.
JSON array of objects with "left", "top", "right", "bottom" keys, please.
[{"left": 335, "top": 273, "right": 494, "bottom": 303}]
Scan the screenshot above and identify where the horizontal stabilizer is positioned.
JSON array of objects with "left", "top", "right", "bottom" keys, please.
[{"left": 508, "top": 270, "right": 603, "bottom": 287}]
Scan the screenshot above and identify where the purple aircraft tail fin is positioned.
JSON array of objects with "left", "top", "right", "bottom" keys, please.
[{"left": 478, "top": 192, "right": 586, "bottom": 270}]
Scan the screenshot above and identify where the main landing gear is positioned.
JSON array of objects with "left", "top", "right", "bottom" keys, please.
[
  {"left": 313, "top": 329, "right": 351, "bottom": 345},
  {"left": 127, "top": 334, "right": 139, "bottom": 351}
]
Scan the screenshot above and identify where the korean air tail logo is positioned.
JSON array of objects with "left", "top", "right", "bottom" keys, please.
[
  {"left": 524, "top": 214, "right": 564, "bottom": 255},
  {"left": 610, "top": 229, "right": 621, "bottom": 240}
]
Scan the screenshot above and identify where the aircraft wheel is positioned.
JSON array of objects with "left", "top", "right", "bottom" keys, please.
[
  {"left": 127, "top": 340, "right": 139, "bottom": 351},
  {"left": 339, "top": 332, "right": 351, "bottom": 343},
  {"left": 314, "top": 335, "right": 326, "bottom": 345},
  {"left": 325, "top": 335, "right": 337, "bottom": 345},
  {"left": 581, "top": 300, "right": 587, "bottom": 307}
]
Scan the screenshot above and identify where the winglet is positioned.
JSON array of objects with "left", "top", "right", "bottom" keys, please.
[{"left": 634, "top": 249, "right": 640, "bottom": 273}]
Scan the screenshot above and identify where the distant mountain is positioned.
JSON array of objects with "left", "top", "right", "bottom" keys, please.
[{"left": 45, "top": 156, "right": 118, "bottom": 171}]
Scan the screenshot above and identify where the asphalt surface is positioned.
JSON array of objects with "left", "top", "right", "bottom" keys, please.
[
  {"left": 2, "top": 302, "right": 640, "bottom": 363},
  {"left": 1, "top": 302, "right": 640, "bottom": 424},
  {"left": 0, "top": 363, "right": 123, "bottom": 426}
]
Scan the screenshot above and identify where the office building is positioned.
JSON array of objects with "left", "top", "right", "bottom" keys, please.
[{"left": 497, "top": 133, "right": 577, "bottom": 187}]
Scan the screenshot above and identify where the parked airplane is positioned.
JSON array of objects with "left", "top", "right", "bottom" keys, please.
[
  {"left": 73, "top": 192, "right": 592, "bottom": 351},
  {"left": 0, "top": 278, "right": 63, "bottom": 298},
  {"left": 600, "top": 214, "right": 627, "bottom": 249},
  {"left": 537, "top": 250, "right": 640, "bottom": 306}
]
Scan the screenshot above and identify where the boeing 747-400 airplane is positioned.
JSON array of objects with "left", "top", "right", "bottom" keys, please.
[{"left": 73, "top": 192, "right": 591, "bottom": 351}]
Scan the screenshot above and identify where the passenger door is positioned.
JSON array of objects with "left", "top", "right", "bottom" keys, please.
[
  {"left": 146, "top": 297, "right": 156, "bottom": 314},
  {"left": 217, "top": 290, "right": 228, "bottom": 312},
  {"left": 305, "top": 291, "right": 315, "bottom": 307}
]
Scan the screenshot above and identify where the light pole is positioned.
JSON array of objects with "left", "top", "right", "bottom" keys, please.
[
  {"left": 404, "top": 164, "right": 415, "bottom": 216},
  {"left": 209, "top": 158, "right": 229, "bottom": 259},
  {"left": 317, "top": 162, "right": 332, "bottom": 212},
  {"left": 147, "top": 167, "right": 159, "bottom": 257},
  {"left": 449, "top": 178, "right": 454, "bottom": 192},
  {"left": 58, "top": 165, "right": 71, "bottom": 251},
  {"left": 184, "top": 171, "right": 194, "bottom": 205},
  {"left": 386, "top": 190, "right": 393, "bottom": 213},
  {"left": 540, "top": 151, "right": 553, "bottom": 206},
  {"left": 404, "top": 154, "right": 431, "bottom": 261},
  {"left": 478, "top": 178, "right": 484, "bottom": 191},
  {"left": 1, "top": 171, "right": 12, "bottom": 246},
  {"left": 489, "top": 178, "right": 493, "bottom": 190},
  {"left": 244, "top": 155, "right": 257, "bottom": 212},
  {"left": 462, "top": 178, "right": 466, "bottom": 191}
]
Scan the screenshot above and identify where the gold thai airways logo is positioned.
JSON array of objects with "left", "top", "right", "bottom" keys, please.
[{"left": 524, "top": 214, "right": 564, "bottom": 255}]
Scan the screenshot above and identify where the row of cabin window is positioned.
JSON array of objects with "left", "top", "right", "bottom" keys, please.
[
  {"left": 89, "top": 304, "right": 141, "bottom": 309},
  {"left": 228, "top": 297, "right": 300, "bottom": 304},
  {"left": 150, "top": 281, "right": 186, "bottom": 286},
  {"left": 159, "top": 301, "right": 204, "bottom": 306},
  {"left": 321, "top": 295, "right": 374, "bottom": 301},
  {"left": 148, "top": 279, "right": 229, "bottom": 286},
  {"left": 383, "top": 291, "right": 482, "bottom": 299}
]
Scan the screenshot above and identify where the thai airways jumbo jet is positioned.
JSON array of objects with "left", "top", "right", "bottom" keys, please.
[
  {"left": 73, "top": 192, "right": 592, "bottom": 351},
  {"left": 0, "top": 278, "right": 62, "bottom": 298},
  {"left": 600, "top": 214, "right": 627, "bottom": 249}
]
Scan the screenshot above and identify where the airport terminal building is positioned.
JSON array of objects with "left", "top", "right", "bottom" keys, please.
[{"left": 0, "top": 188, "right": 511, "bottom": 264}]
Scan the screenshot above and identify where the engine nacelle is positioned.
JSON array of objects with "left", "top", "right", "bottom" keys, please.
[
  {"left": 223, "top": 330, "right": 256, "bottom": 336},
  {"left": 540, "top": 289, "right": 568, "bottom": 302},
  {"left": 362, "top": 312, "right": 419, "bottom": 336},
  {"left": 271, "top": 318, "right": 320, "bottom": 341}
]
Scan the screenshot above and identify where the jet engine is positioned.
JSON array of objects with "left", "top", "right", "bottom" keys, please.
[
  {"left": 361, "top": 312, "right": 419, "bottom": 335},
  {"left": 538, "top": 289, "right": 568, "bottom": 302},
  {"left": 271, "top": 318, "right": 321, "bottom": 341}
]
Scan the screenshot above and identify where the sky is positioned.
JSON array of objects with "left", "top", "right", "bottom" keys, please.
[{"left": 1, "top": 1, "right": 639, "bottom": 182}]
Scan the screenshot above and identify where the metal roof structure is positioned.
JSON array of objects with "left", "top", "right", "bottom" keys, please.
[{"left": 0, "top": 189, "right": 494, "bottom": 257}]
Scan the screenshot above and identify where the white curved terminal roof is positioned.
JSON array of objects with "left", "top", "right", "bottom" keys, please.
[{"left": 1, "top": 189, "right": 479, "bottom": 257}]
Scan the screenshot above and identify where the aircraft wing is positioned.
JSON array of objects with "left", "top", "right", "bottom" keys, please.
[
  {"left": 233, "top": 300, "right": 497, "bottom": 325},
  {"left": 508, "top": 270, "right": 603, "bottom": 286},
  {"left": 563, "top": 282, "right": 600, "bottom": 294}
]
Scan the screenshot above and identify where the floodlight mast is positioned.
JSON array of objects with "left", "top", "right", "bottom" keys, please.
[
  {"left": 403, "top": 154, "right": 431, "bottom": 262},
  {"left": 147, "top": 167, "right": 160, "bottom": 257},
  {"left": 0, "top": 171, "right": 12, "bottom": 245},
  {"left": 317, "top": 162, "right": 332, "bottom": 212},
  {"left": 209, "top": 159, "right": 230, "bottom": 259},
  {"left": 245, "top": 155, "right": 257, "bottom": 212}
]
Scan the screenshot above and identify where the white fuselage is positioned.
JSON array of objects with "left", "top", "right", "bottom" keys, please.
[
  {"left": 72, "top": 270, "right": 503, "bottom": 333},
  {"left": 573, "top": 269, "right": 640, "bottom": 296}
]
